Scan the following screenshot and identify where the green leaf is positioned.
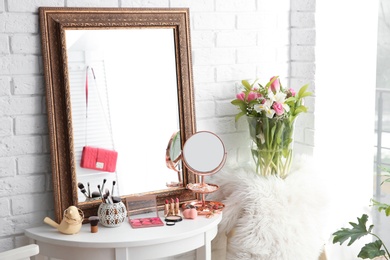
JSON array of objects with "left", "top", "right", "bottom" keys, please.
[
  {"left": 300, "top": 91, "right": 313, "bottom": 98},
  {"left": 297, "top": 83, "right": 309, "bottom": 98},
  {"left": 358, "top": 240, "right": 386, "bottom": 259},
  {"left": 293, "top": 106, "right": 308, "bottom": 115},
  {"left": 234, "top": 111, "right": 246, "bottom": 121},
  {"left": 332, "top": 214, "right": 373, "bottom": 246},
  {"left": 241, "top": 80, "right": 252, "bottom": 91},
  {"left": 371, "top": 199, "right": 390, "bottom": 216}
]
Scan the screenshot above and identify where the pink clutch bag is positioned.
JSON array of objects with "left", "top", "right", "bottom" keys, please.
[{"left": 80, "top": 146, "right": 118, "bottom": 172}]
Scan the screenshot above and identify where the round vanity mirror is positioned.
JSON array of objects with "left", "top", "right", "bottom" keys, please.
[
  {"left": 165, "top": 131, "right": 182, "bottom": 186},
  {"left": 182, "top": 131, "right": 227, "bottom": 176}
]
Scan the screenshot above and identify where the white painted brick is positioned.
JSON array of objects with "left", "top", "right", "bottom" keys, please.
[
  {"left": 0, "top": 55, "right": 40, "bottom": 74},
  {"left": 304, "top": 127, "right": 315, "bottom": 146},
  {"left": 0, "top": 199, "right": 10, "bottom": 217},
  {"left": 276, "top": 46, "right": 290, "bottom": 63},
  {"left": 291, "top": 11, "right": 315, "bottom": 28},
  {"left": 11, "top": 211, "right": 48, "bottom": 234},
  {"left": 0, "top": 175, "right": 46, "bottom": 198},
  {"left": 169, "top": 0, "right": 214, "bottom": 11},
  {"left": 290, "top": 61, "right": 316, "bottom": 78},
  {"left": 277, "top": 11, "right": 290, "bottom": 29},
  {"left": 257, "top": 29, "right": 289, "bottom": 46},
  {"left": 196, "top": 117, "right": 236, "bottom": 134},
  {"left": 193, "top": 48, "right": 235, "bottom": 66},
  {"left": 194, "top": 82, "right": 218, "bottom": 101},
  {"left": 18, "top": 155, "right": 51, "bottom": 175},
  {"left": 8, "top": 0, "right": 64, "bottom": 12},
  {"left": 216, "top": 100, "right": 238, "bottom": 117},
  {"left": 15, "top": 235, "right": 30, "bottom": 248},
  {"left": 216, "top": 64, "right": 256, "bottom": 82},
  {"left": 195, "top": 100, "right": 215, "bottom": 118},
  {"left": 291, "top": 28, "right": 316, "bottom": 45},
  {"left": 215, "top": 0, "right": 256, "bottom": 12},
  {"left": 193, "top": 65, "right": 215, "bottom": 83},
  {"left": 290, "top": 78, "right": 315, "bottom": 92},
  {"left": 11, "top": 193, "right": 53, "bottom": 215},
  {"left": 237, "top": 12, "right": 277, "bottom": 30},
  {"left": 42, "top": 135, "right": 50, "bottom": 154},
  {"left": 122, "top": 0, "right": 168, "bottom": 7},
  {"left": 291, "top": 0, "right": 316, "bottom": 11},
  {"left": 0, "top": 218, "right": 14, "bottom": 236},
  {"left": 256, "top": 0, "right": 290, "bottom": 12},
  {"left": 14, "top": 114, "right": 47, "bottom": 136},
  {"left": 15, "top": 115, "right": 48, "bottom": 135},
  {"left": 0, "top": 136, "right": 43, "bottom": 156},
  {"left": 0, "top": 117, "right": 12, "bottom": 137},
  {"left": 66, "top": 0, "right": 118, "bottom": 7},
  {"left": 0, "top": 237, "right": 13, "bottom": 252},
  {"left": 291, "top": 45, "right": 315, "bottom": 61},
  {"left": 193, "top": 13, "right": 235, "bottom": 30},
  {"left": 10, "top": 34, "right": 40, "bottom": 54},
  {"left": 0, "top": 157, "right": 15, "bottom": 177},
  {"left": 191, "top": 31, "right": 215, "bottom": 48},
  {"left": 0, "top": 77, "right": 11, "bottom": 96},
  {"left": 0, "top": 96, "right": 42, "bottom": 116},
  {"left": 2, "top": 13, "right": 38, "bottom": 33},
  {"left": 0, "top": 0, "right": 4, "bottom": 13},
  {"left": 237, "top": 47, "right": 276, "bottom": 64},
  {"left": 216, "top": 31, "right": 257, "bottom": 47},
  {"left": 213, "top": 82, "right": 237, "bottom": 100},
  {"left": 13, "top": 76, "right": 44, "bottom": 95},
  {"left": 0, "top": 34, "right": 9, "bottom": 54}
]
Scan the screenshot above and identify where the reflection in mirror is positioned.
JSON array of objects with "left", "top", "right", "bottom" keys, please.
[
  {"left": 39, "top": 7, "right": 197, "bottom": 223},
  {"left": 66, "top": 29, "right": 181, "bottom": 202},
  {"left": 165, "top": 131, "right": 182, "bottom": 187}
]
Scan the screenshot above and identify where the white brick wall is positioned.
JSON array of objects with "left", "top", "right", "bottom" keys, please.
[{"left": 0, "top": 0, "right": 316, "bottom": 254}]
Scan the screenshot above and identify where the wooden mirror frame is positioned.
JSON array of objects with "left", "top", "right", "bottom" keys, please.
[{"left": 39, "top": 7, "right": 197, "bottom": 223}]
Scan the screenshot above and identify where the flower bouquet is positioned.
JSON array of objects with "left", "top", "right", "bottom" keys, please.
[{"left": 231, "top": 76, "right": 312, "bottom": 178}]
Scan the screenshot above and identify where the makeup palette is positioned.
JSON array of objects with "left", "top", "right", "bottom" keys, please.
[{"left": 126, "top": 195, "right": 164, "bottom": 229}]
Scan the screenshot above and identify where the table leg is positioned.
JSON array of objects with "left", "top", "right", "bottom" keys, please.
[{"left": 115, "top": 247, "right": 128, "bottom": 260}]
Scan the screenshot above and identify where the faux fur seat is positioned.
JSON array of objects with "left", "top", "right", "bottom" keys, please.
[{"left": 208, "top": 156, "right": 331, "bottom": 260}]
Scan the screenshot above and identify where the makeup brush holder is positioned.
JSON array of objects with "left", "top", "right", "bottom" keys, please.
[{"left": 98, "top": 201, "right": 127, "bottom": 227}]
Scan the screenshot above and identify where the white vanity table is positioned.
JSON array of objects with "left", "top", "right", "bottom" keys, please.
[{"left": 25, "top": 212, "right": 222, "bottom": 260}]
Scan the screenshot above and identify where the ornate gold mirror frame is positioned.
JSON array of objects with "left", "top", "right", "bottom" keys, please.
[{"left": 39, "top": 7, "right": 197, "bottom": 223}]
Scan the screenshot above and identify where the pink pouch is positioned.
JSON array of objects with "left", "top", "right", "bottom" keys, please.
[{"left": 80, "top": 146, "right": 118, "bottom": 172}]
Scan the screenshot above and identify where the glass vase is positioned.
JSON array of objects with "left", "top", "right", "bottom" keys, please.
[{"left": 247, "top": 116, "right": 295, "bottom": 178}]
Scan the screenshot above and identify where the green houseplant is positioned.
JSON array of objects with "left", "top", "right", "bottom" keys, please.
[{"left": 333, "top": 170, "right": 390, "bottom": 259}]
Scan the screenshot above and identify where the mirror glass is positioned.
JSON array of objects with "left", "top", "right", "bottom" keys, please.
[
  {"left": 182, "top": 131, "right": 227, "bottom": 175},
  {"left": 66, "top": 29, "right": 180, "bottom": 202},
  {"left": 39, "top": 7, "right": 197, "bottom": 223}
]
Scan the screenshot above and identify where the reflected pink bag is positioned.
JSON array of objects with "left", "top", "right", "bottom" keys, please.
[
  {"left": 80, "top": 67, "right": 118, "bottom": 172},
  {"left": 80, "top": 146, "right": 118, "bottom": 172}
]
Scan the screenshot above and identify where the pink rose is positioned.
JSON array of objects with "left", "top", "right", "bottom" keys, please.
[
  {"left": 288, "top": 88, "right": 296, "bottom": 97},
  {"left": 273, "top": 102, "right": 284, "bottom": 116},
  {"left": 236, "top": 92, "right": 245, "bottom": 101},
  {"left": 270, "top": 76, "right": 280, "bottom": 92},
  {"left": 247, "top": 91, "right": 261, "bottom": 102}
]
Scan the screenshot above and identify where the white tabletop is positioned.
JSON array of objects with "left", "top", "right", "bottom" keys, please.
[{"left": 25, "top": 212, "right": 222, "bottom": 260}]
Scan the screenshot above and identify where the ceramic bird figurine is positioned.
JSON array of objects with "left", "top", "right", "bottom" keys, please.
[{"left": 44, "top": 206, "right": 84, "bottom": 235}]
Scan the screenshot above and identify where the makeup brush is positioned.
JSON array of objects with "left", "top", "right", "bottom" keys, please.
[
  {"left": 87, "top": 182, "right": 91, "bottom": 198},
  {"left": 101, "top": 179, "right": 107, "bottom": 195},
  {"left": 97, "top": 185, "right": 102, "bottom": 198},
  {"left": 91, "top": 191, "right": 101, "bottom": 198},
  {"left": 111, "top": 180, "right": 116, "bottom": 196},
  {"left": 77, "top": 182, "right": 88, "bottom": 198}
]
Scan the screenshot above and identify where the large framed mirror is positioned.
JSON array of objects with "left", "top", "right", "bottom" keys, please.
[{"left": 39, "top": 7, "right": 197, "bottom": 223}]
